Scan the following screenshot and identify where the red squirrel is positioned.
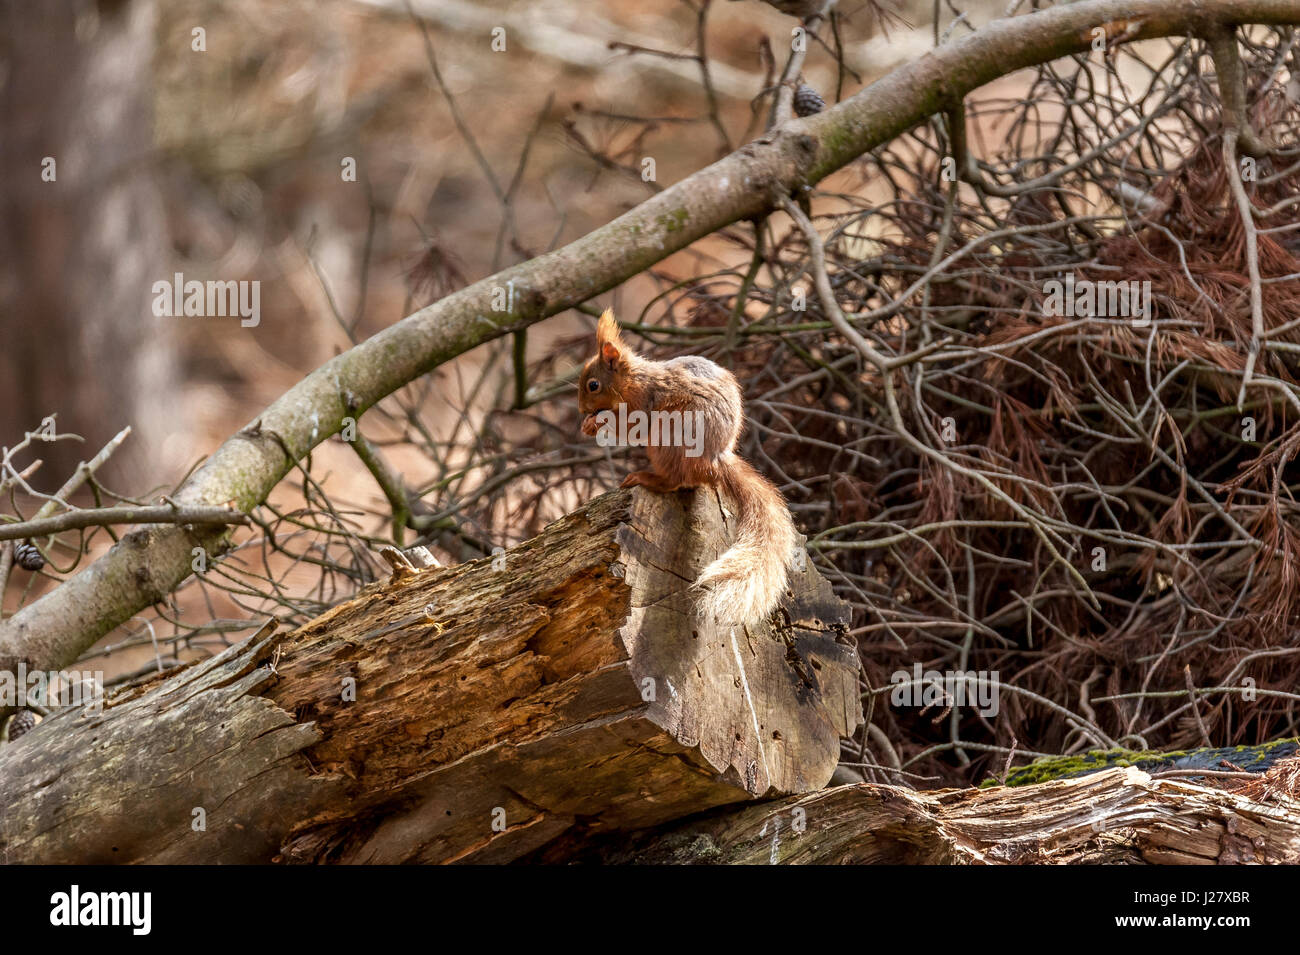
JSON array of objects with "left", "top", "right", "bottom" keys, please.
[{"left": 578, "top": 310, "right": 797, "bottom": 626}]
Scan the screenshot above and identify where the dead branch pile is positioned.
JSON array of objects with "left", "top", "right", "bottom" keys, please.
[{"left": 537, "top": 29, "right": 1300, "bottom": 785}]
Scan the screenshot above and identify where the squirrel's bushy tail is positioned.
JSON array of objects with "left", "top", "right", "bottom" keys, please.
[{"left": 694, "top": 453, "right": 797, "bottom": 627}]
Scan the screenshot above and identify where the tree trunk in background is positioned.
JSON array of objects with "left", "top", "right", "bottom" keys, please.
[
  {"left": 0, "top": 0, "right": 177, "bottom": 489},
  {"left": 531, "top": 766, "right": 1300, "bottom": 864}
]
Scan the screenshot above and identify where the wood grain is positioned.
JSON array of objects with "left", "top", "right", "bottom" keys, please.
[{"left": 0, "top": 487, "right": 860, "bottom": 864}]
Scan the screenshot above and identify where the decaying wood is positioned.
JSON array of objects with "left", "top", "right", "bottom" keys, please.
[
  {"left": 0, "top": 487, "right": 861, "bottom": 864},
  {"left": 539, "top": 766, "right": 1300, "bottom": 864}
]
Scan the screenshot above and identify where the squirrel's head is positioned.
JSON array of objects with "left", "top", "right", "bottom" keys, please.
[{"left": 578, "top": 309, "right": 632, "bottom": 427}]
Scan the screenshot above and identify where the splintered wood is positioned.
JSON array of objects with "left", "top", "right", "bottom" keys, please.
[
  {"left": 0, "top": 487, "right": 860, "bottom": 864},
  {"left": 541, "top": 766, "right": 1300, "bottom": 865}
]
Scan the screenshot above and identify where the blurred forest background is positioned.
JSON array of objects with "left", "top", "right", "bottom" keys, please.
[
  {"left": 6, "top": 0, "right": 951, "bottom": 485},
  {"left": 2, "top": 0, "right": 941, "bottom": 688}
]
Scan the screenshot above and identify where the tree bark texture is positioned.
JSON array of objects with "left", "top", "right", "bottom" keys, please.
[
  {"left": 0, "top": 487, "right": 861, "bottom": 863},
  {"left": 535, "top": 766, "right": 1300, "bottom": 864}
]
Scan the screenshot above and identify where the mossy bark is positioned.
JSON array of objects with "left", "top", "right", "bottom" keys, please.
[{"left": 990, "top": 739, "right": 1300, "bottom": 787}]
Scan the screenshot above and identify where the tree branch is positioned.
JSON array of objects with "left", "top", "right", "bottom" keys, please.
[{"left": 0, "top": 505, "right": 249, "bottom": 543}]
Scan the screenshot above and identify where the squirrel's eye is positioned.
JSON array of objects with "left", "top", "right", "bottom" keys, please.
[{"left": 586, "top": 379, "right": 600, "bottom": 393}]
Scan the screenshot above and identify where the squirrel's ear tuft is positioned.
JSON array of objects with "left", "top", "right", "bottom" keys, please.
[
  {"left": 596, "top": 309, "right": 622, "bottom": 346},
  {"left": 597, "top": 309, "right": 623, "bottom": 369}
]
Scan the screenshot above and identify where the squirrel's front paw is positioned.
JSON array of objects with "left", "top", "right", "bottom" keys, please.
[{"left": 581, "top": 413, "right": 601, "bottom": 437}]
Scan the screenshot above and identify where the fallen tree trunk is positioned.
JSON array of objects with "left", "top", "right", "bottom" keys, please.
[
  {"left": 11, "top": 480, "right": 1300, "bottom": 865},
  {"left": 535, "top": 767, "right": 1300, "bottom": 864},
  {"left": 0, "top": 488, "right": 861, "bottom": 864}
]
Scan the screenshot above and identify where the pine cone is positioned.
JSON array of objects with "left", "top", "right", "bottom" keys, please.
[
  {"left": 793, "top": 84, "right": 826, "bottom": 117},
  {"left": 13, "top": 539, "right": 44, "bottom": 571},
  {"left": 6, "top": 709, "right": 37, "bottom": 742}
]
